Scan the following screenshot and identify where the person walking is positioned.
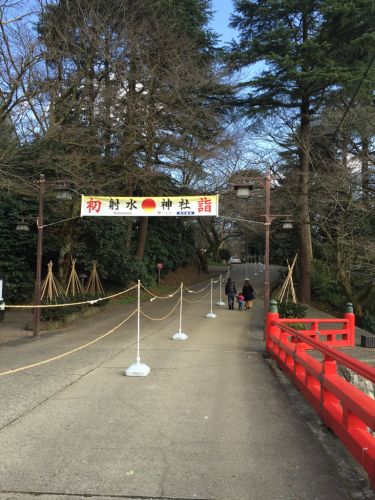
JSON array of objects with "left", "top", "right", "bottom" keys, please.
[
  {"left": 242, "top": 279, "right": 255, "bottom": 311},
  {"left": 225, "top": 277, "right": 237, "bottom": 310},
  {"left": 235, "top": 293, "right": 245, "bottom": 311}
]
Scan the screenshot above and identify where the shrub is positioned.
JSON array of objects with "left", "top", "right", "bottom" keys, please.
[
  {"left": 278, "top": 301, "right": 308, "bottom": 319},
  {"left": 283, "top": 323, "right": 307, "bottom": 331},
  {"left": 310, "top": 259, "right": 346, "bottom": 309},
  {"left": 363, "top": 310, "right": 375, "bottom": 335},
  {"left": 219, "top": 248, "right": 231, "bottom": 262},
  {"left": 40, "top": 293, "right": 109, "bottom": 322}
]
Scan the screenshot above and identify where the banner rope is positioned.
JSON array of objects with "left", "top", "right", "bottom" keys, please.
[
  {"left": 182, "top": 290, "right": 211, "bottom": 303},
  {"left": 0, "top": 308, "right": 138, "bottom": 377},
  {"left": 140, "top": 283, "right": 180, "bottom": 299},
  {"left": 2, "top": 284, "right": 138, "bottom": 308},
  {"left": 140, "top": 298, "right": 181, "bottom": 321},
  {"left": 183, "top": 282, "right": 211, "bottom": 293}
]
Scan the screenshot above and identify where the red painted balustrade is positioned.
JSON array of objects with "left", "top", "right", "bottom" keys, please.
[{"left": 266, "top": 301, "right": 375, "bottom": 489}]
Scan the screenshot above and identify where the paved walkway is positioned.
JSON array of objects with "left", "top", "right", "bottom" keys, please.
[{"left": 0, "top": 265, "right": 373, "bottom": 499}]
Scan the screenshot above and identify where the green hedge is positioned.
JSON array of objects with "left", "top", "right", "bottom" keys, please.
[
  {"left": 277, "top": 301, "right": 308, "bottom": 319},
  {"left": 40, "top": 293, "right": 109, "bottom": 321}
]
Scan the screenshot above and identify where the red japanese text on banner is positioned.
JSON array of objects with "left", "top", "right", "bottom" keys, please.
[{"left": 81, "top": 195, "right": 219, "bottom": 217}]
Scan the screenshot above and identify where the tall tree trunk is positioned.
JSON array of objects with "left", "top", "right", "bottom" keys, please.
[
  {"left": 104, "top": 36, "right": 111, "bottom": 160},
  {"left": 195, "top": 245, "right": 208, "bottom": 273},
  {"left": 361, "top": 135, "right": 370, "bottom": 204},
  {"left": 297, "top": 11, "right": 312, "bottom": 304},
  {"left": 297, "top": 98, "right": 312, "bottom": 303},
  {"left": 136, "top": 217, "right": 148, "bottom": 259},
  {"left": 136, "top": 107, "right": 154, "bottom": 260}
]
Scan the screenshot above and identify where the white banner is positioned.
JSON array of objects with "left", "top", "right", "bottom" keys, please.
[{"left": 81, "top": 195, "right": 219, "bottom": 217}]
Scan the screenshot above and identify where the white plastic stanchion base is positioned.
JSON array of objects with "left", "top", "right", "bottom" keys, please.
[
  {"left": 206, "top": 312, "right": 217, "bottom": 318},
  {"left": 125, "top": 359, "right": 150, "bottom": 377},
  {"left": 172, "top": 332, "right": 188, "bottom": 340},
  {"left": 216, "top": 301, "right": 225, "bottom": 306}
]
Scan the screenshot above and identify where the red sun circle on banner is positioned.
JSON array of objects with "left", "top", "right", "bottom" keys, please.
[{"left": 141, "top": 198, "right": 156, "bottom": 213}]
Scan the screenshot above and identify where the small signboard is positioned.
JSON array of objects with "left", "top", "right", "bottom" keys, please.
[{"left": 157, "top": 263, "right": 163, "bottom": 269}]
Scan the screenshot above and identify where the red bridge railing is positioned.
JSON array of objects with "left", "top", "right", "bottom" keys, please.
[{"left": 266, "top": 300, "right": 375, "bottom": 489}]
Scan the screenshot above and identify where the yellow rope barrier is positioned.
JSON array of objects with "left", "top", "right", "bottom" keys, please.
[
  {"left": 140, "top": 298, "right": 181, "bottom": 321},
  {"left": 0, "top": 309, "right": 138, "bottom": 377},
  {"left": 182, "top": 290, "right": 211, "bottom": 303},
  {"left": 3, "top": 285, "right": 139, "bottom": 308},
  {"left": 140, "top": 283, "right": 180, "bottom": 299},
  {"left": 183, "top": 282, "right": 211, "bottom": 293}
]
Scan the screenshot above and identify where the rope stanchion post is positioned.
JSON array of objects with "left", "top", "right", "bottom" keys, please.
[
  {"left": 245, "top": 261, "right": 249, "bottom": 280},
  {"left": 172, "top": 283, "right": 188, "bottom": 340},
  {"left": 216, "top": 274, "right": 225, "bottom": 306},
  {"left": 254, "top": 258, "right": 258, "bottom": 276},
  {"left": 206, "top": 279, "right": 217, "bottom": 318},
  {"left": 258, "top": 255, "right": 263, "bottom": 273},
  {"left": 125, "top": 280, "right": 150, "bottom": 377}
]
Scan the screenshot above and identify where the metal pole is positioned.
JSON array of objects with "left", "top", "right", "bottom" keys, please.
[
  {"left": 33, "top": 174, "right": 45, "bottom": 338},
  {"left": 137, "top": 279, "right": 140, "bottom": 361},
  {"left": 264, "top": 172, "right": 271, "bottom": 340},
  {"left": 210, "top": 279, "right": 213, "bottom": 314},
  {"left": 254, "top": 259, "right": 258, "bottom": 276},
  {"left": 179, "top": 282, "right": 182, "bottom": 333},
  {"left": 220, "top": 274, "right": 222, "bottom": 303}
]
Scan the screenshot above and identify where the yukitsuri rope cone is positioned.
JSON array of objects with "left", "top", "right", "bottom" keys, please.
[
  {"left": 84, "top": 260, "right": 105, "bottom": 296},
  {"left": 41, "top": 261, "right": 67, "bottom": 303},
  {"left": 276, "top": 254, "right": 298, "bottom": 303},
  {"left": 65, "top": 258, "right": 84, "bottom": 297}
]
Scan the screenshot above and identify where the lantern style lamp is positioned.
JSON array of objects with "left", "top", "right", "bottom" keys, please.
[
  {"left": 234, "top": 182, "right": 253, "bottom": 199},
  {"left": 15, "top": 219, "right": 31, "bottom": 232},
  {"left": 54, "top": 184, "right": 73, "bottom": 201},
  {"left": 282, "top": 217, "right": 294, "bottom": 229}
]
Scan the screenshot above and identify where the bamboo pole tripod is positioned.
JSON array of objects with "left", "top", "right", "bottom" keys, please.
[
  {"left": 275, "top": 254, "right": 298, "bottom": 303},
  {"left": 40, "top": 261, "right": 67, "bottom": 303},
  {"left": 65, "top": 258, "right": 84, "bottom": 297},
  {"left": 85, "top": 260, "right": 105, "bottom": 296}
]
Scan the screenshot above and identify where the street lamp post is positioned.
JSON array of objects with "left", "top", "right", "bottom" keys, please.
[
  {"left": 16, "top": 174, "right": 72, "bottom": 337},
  {"left": 234, "top": 172, "right": 293, "bottom": 338}
]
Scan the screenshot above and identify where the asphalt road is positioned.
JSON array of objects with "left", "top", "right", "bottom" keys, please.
[{"left": 0, "top": 264, "right": 372, "bottom": 500}]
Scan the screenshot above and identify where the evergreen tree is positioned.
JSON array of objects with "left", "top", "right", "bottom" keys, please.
[{"left": 229, "top": 0, "right": 375, "bottom": 303}]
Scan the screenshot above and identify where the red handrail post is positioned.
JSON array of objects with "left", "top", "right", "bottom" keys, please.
[
  {"left": 266, "top": 300, "right": 279, "bottom": 353},
  {"left": 344, "top": 302, "right": 355, "bottom": 347}
]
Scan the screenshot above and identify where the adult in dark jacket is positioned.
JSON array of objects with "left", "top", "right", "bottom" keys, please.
[
  {"left": 242, "top": 279, "right": 255, "bottom": 311},
  {"left": 225, "top": 277, "right": 237, "bottom": 310}
]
